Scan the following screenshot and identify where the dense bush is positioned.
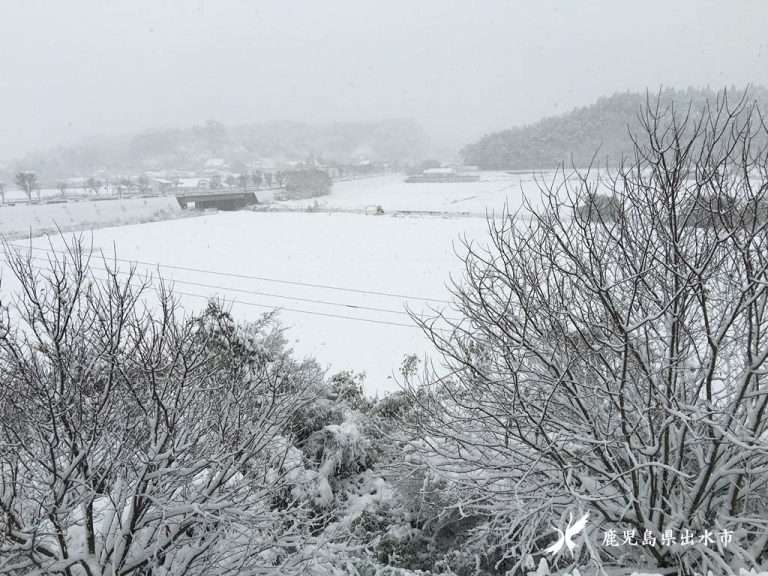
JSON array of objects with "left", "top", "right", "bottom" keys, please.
[
  {"left": 282, "top": 169, "right": 333, "bottom": 199},
  {"left": 0, "top": 239, "right": 329, "bottom": 575}
]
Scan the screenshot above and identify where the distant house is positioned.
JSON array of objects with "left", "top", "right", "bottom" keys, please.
[
  {"left": 205, "top": 158, "right": 226, "bottom": 169},
  {"left": 355, "top": 160, "right": 377, "bottom": 174},
  {"left": 423, "top": 167, "right": 456, "bottom": 176},
  {"left": 203, "top": 158, "right": 229, "bottom": 176},
  {"left": 405, "top": 166, "right": 480, "bottom": 183},
  {"left": 176, "top": 178, "right": 210, "bottom": 192},
  {"left": 151, "top": 178, "right": 173, "bottom": 195}
]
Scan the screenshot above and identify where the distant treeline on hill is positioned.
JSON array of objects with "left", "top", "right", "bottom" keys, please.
[
  {"left": 14, "top": 119, "right": 432, "bottom": 179},
  {"left": 462, "top": 86, "right": 768, "bottom": 170}
]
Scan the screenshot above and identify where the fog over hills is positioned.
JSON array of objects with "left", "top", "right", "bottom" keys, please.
[
  {"left": 12, "top": 118, "right": 433, "bottom": 178},
  {"left": 461, "top": 86, "right": 768, "bottom": 170},
  {"left": 11, "top": 86, "right": 768, "bottom": 182}
]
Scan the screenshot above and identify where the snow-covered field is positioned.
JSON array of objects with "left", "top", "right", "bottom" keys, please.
[
  {"left": 3, "top": 174, "right": 767, "bottom": 574},
  {"left": 275, "top": 171, "right": 552, "bottom": 215},
  {"left": 7, "top": 210, "right": 489, "bottom": 393},
  {"left": 0, "top": 172, "right": 557, "bottom": 393}
]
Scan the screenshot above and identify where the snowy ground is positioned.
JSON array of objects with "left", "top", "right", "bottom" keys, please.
[
  {"left": 273, "top": 171, "right": 553, "bottom": 215},
  {"left": 0, "top": 172, "right": 564, "bottom": 394},
  {"left": 0, "top": 196, "right": 181, "bottom": 237},
  {"left": 2, "top": 187, "right": 66, "bottom": 203},
  {"left": 6, "top": 210, "right": 493, "bottom": 394}
]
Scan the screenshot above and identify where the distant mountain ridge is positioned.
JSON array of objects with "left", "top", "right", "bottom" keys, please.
[
  {"left": 461, "top": 87, "right": 768, "bottom": 170},
  {"left": 15, "top": 119, "right": 432, "bottom": 179}
]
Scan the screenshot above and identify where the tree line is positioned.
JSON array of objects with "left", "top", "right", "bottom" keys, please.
[{"left": 461, "top": 86, "right": 768, "bottom": 170}]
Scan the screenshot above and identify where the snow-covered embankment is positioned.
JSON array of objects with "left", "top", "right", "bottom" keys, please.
[{"left": 0, "top": 197, "right": 182, "bottom": 238}]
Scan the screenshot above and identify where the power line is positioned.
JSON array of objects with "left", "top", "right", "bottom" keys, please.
[
  {"left": 172, "top": 290, "right": 418, "bottom": 328},
  {"left": 5, "top": 243, "right": 454, "bottom": 305},
  {"left": 3, "top": 252, "right": 413, "bottom": 317},
  {"left": 0, "top": 257, "right": 422, "bottom": 329}
]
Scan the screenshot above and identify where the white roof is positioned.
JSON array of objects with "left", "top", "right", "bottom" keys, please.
[
  {"left": 205, "top": 158, "right": 226, "bottom": 167},
  {"left": 423, "top": 168, "right": 454, "bottom": 175},
  {"left": 177, "top": 178, "right": 201, "bottom": 188}
]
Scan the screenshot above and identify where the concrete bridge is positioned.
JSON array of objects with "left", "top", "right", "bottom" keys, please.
[{"left": 174, "top": 190, "right": 259, "bottom": 211}]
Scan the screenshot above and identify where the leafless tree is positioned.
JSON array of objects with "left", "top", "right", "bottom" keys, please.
[
  {"left": 117, "top": 176, "right": 133, "bottom": 197},
  {"left": 251, "top": 171, "right": 262, "bottom": 190},
  {"left": 404, "top": 92, "right": 768, "bottom": 575},
  {"left": 57, "top": 180, "right": 68, "bottom": 198},
  {"left": 0, "top": 181, "right": 5, "bottom": 204},
  {"left": 0, "top": 237, "right": 323, "bottom": 575},
  {"left": 136, "top": 174, "right": 151, "bottom": 195},
  {"left": 86, "top": 177, "right": 102, "bottom": 195},
  {"left": 239, "top": 173, "right": 249, "bottom": 192},
  {"left": 14, "top": 171, "right": 38, "bottom": 201}
]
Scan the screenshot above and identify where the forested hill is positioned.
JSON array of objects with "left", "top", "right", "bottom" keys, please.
[
  {"left": 15, "top": 119, "right": 431, "bottom": 178},
  {"left": 461, "top": 87, "right": 768, "bottom": 170}
]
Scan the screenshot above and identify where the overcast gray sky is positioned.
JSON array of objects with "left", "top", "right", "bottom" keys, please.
[{"left": 1, "top": 0, "right": 766, "bottom": 160}]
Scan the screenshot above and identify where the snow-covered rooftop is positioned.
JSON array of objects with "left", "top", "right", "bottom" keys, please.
[{"left": 177, "top": 178, "right": 202, "bottom": 189}]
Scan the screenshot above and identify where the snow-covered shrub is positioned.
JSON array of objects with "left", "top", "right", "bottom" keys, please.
[
  {"left": 283, "top": 169, "right": 333, "bottom": 199},
  {"left": 0, "top": 239, "right": 323, "bottom": 575},
  {"left": 306, "top": 420, "right": 374, "bottom": 481},
  {"left": 371, "top": 390, "right": 415, "bottom": 419},
  {"left": 328, "top": 370, "right": 371, "bottom": 412}
]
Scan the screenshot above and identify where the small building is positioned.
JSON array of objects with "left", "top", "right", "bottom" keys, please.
[
  {"left": 175, "top": 178, "right": 210, "bottom": 192},
  {"left": 405, "top": 167, "right": 480, "bottom": 183},
  {"left": 205, "top": 158, "right": 226, "bottom": 169},
  {"left": 151, "top": 178, "right": 173, "bottom": 195},
  {"left": 203, "top": 158, "right": 230, "bottom": 176},
  {"left": 423, "top": 167, "right": 456, "bottom": 176}
]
